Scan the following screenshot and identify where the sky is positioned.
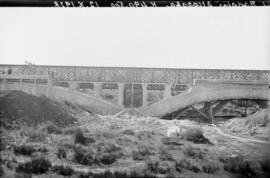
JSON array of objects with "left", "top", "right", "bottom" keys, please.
[{"left": 0, "top": 7, "right": 269, "bottom": 70}]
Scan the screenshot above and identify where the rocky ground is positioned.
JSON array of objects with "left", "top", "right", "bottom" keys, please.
[{"left": 0, "top": 91, "right": 270, "bottom": 178}]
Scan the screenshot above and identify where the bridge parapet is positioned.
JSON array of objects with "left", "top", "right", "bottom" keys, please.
[
  {"left": 193, "top": 79, "right": 270, "bottom": 85},
  {"left": 0, "top": 74, "right": 49, "bottom": 80},
  {"left": 0, "top": 64, "right": 269, "bottom": 85}
]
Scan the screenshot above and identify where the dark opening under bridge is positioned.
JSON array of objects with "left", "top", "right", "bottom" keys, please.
[{"left": 0, "top": 64, "right": 269, "bottom": 117}]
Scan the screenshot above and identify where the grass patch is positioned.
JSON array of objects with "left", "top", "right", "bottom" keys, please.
[
  {"left": 147, "top": 160, "right": 172, "bottom": 174},
  {"left": 52, "top": 165, "right": 74, "bottom": 176},
  {"left": 159, "top": 147, "right": 174, "bottom": 161},
  {"left": 223, "top": 155, "right": 256, "bottom": 177},
  {"left": 14, "top": 145, "right": 36, "bottom": 156},
  {"left": 0, "top": 166, "right": 4, "bottom": 177},
  {"left": 37, "top": 147, "right": 48, "bottom": 153},
  {"left": 45, "top": 123, "right": 62, "bottom": 134},
  {"left": 63, "top": 127, "right": 80, "bottom": 135},
  {"left": 96, "top": 142, "right": 122, "bottom": 165},
  {"left": 73, "top": 146, "right": 95, "bottom": 166},
  {"left": 260, "top": 158, "right": 270, "bottom": 172},
  {"left": 202, "top": 161, "right": 220, "bottom": 174},
  {"left": 14, "top": 173, "right": 32, "bottom": 178},
  {"left": 74, "top": 129, "right": 95, "bottom": 145},
  {"left": 16, "top": 156, "right": 51, "bottom": 174},
  {"left": 78, "top": 170, "right": 161, "bottom": 178},
  {"left": 57, "top": 147, "right": 67, "bottom": 159},
  {"left": 182, "top": 145, "right": 204, "bottom": 159},
  {"left": 122, "top": 129, "right": 135, "bottom": 136},
  {"left": 74, "top": 129, "right": 87, "bottom": 145},
  {"left": 27, "top": 129, "right": 47, "bottom": 142},
  {"left": 132, "top": 146, "right": 152, "bottom": 161},
  {"left": 96, "top": 153, "right": 119, "bottom": 165},
  {"left": 175, "top": 159, "right": 201, "bottom": 173}
]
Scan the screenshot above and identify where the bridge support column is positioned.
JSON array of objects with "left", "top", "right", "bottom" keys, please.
[
  {"left": 142, "top": 83, "right": 148, "bottom": 107},
  {"left": 118, "top": 83, "right": 124, "bottom": 107},
  {"left": 94, "top": 83, "right": 103, "bottom": 98},
  {"left": 164, "top": 84, "right": 172, "bottom": 98},
  {"left": 204, "top": 102, "right": 214, "bottom": 124}
]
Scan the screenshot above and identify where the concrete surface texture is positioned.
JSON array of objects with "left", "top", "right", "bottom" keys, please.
[
  {"left": 0, "top": 83, "right": 123, "bottom": 115},
  {"left": 140, "top": 80, "right": 270, "bottom": 117}
]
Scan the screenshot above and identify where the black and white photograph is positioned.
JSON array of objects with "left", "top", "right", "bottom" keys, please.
[{"left": 0, "top": 1, "right": 270, "bottom": 178}]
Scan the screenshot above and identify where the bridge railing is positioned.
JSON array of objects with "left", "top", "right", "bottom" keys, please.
[
  {"left": 0, "top": 74, "right": 50, "bottom": 86},
  {"left": 193, "top": 79, "right": 270, "bottom": 86},
  {"left": 0, "top": 64, "right": 269, "bottom": 85},
  {"left": 0, "top": 74, "right": 49, "bottom": 80}
]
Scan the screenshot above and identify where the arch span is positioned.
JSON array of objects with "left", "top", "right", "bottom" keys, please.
[
  {"left": 0, "top": 82, "right": 123, "bottom": 115},
  {"left": 139, "top": 80, "right": 270, "bottom": 117}
]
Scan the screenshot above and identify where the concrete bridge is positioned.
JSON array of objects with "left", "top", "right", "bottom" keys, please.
[
  {"left": 141, "top": 79, "right": 270, "bottom": 117},
  {"left": 0, "top": 64, "right": 269, "bottom": 117}
]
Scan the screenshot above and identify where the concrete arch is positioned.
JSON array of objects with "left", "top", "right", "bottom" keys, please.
[
  {"left": 0, "top": 83, "right": 123, "bottom": 115},
  {"left": 139, "top": 80, "right": 270, "bottom": 117}
]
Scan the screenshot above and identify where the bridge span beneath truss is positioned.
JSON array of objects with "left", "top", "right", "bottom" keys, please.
[
  {"left": 139, "top": 79, "right": 270, "bottom": 117},
  {"left": 0, "top": 73, "right": 269, "bottom": 116}
]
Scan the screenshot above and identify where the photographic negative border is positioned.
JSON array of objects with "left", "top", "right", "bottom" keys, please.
[{"left": 0, "top": 0, "right": 269, "bottom": 7}]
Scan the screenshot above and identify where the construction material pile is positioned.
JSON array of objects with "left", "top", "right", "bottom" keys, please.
[{"left": 224, "top": 109, "right": 270, "bottom": 140}]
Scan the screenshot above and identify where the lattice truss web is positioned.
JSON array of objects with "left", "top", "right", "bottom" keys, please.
[{"left": 0, "top": 65, "right": 269, "bottom": 83}]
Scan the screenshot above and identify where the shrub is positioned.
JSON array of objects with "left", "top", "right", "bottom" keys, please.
[
  {"left": 78, "top": 170, "right": 161, "bottom": 178},
  {"left": 260, "top": 158, "right": 270, "bottom": 172},
  {"left": 27, "top": 130, "right": 47, "bottom": 142},
  {"left": 180, "top": 127, "right": 211, "bottom": 144},
  {"left": 182, "top": 145, "right": 204, "bottom": 159},
  {"left": 52, "top": 165, "right": 74, "bottom": 176},
  {"left": 16, "top": 156, "right": 51, "bottom": 174},
  {"left": 37, "top": 147, "right": 48, "bottom": 153},
  {"left": 73, "top": 146, "right": 95, "bottom": 165},
  {"left": 96, "top": 142, "right": 122, "bottom": 165},
  {"left": 122, "top": 129, "right": 135, "bottom": 136},
  {"left": 96, "top": 142, "right": 121, "bottom": 153},
  {"left": 223, "top": 155, "right": 256, "bottom": 177},
  {"left": 46, "top": 123, "right": 62, "bottom": 134},
  {"left": 14, "top": 145, "right": 36, "bottom": 156},
  {"left": 63, "top": 127, "right": 80, "bottom": 135},
  {"left": 147, "top": 160, "right": 172, "bottom": 174},
  {"left": 14, "top": 173, "right": 32, "bottom": 178},
  {"left": 98, "top": 153, "right": 119, "bottom": 165},
  {"left": 0, "top": 166, "right": 4, "bottom": 177},
  {"left": 132, "top": 146, "right": 152, "bottom": 160},
  {"left": 159, "top": 147, "right": 174, "bottom": 161},
  {"left": 202, "top": 161, "right": 220, "bottom": 174},
  {"left": 102, "top": 132, "right": 115, "bottom": 139},
  {"left": 136, "top": 131, "right": 153, "bottom": 140},
  {"left": 116, "top": 137, "right": 134, "bottom": 146},
  {"left": 175, "top": 159, "right": 201, "bottom": 173},
  {"left": 57, "top": 147, "right": 67, "bottom": 159},
  {"left": 74, "top": 129, "right": 87, "bottom": 145}
]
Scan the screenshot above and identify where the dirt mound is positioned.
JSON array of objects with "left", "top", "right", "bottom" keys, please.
[
  {"left": 224, "top": 109, "right": 270, "bottom": 140},
  {"left": 0, "top": 91, "right": 77, "bottom": 129}
]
